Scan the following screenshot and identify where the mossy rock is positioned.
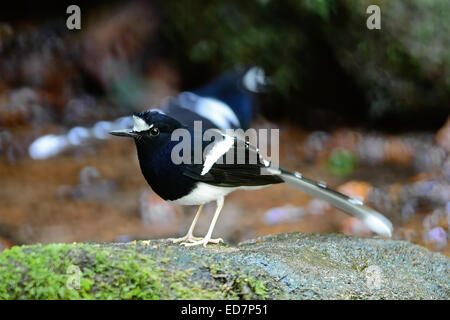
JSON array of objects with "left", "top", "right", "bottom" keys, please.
[{"left": 0, "top": 233, "right": 448, "bottom": 299}]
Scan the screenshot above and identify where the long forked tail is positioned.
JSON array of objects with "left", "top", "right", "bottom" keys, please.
[{"left": 276, "top": 167, "right": 393, "bottom": 237}]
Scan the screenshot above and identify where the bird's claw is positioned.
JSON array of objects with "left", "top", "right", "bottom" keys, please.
[
  {"left": 181, "top": 237, "right": 223, "bottom": 247},
  {"left": 169, "top": 235, "right": 202, "bottom": 243}
]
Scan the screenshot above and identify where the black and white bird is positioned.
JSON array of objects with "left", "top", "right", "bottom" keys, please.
[
  {"left": 160, "top": 67, "right": 261, "bottom": 131},
  {"left": 110, "top": 109, "right": 393, "bottom": 247}
]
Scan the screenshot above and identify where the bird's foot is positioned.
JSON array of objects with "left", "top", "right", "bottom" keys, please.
[
  {"left": 181, "top": 237, "right": 223, "bottom": 247},
  {"left": 169, "top": 234, "right": 203, "bottom": 244}
]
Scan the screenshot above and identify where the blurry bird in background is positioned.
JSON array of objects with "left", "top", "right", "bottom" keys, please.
[{"left": 159, "top": 66, "right": 262, "bottom": 131}]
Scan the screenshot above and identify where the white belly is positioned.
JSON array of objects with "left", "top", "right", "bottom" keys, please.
[{"left": 168, "top": 182, "right": 270, "bottom": 205}]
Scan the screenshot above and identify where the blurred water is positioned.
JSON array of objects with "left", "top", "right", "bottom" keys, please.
[{"left": 28, "top": 116, "right": 133, "bottom": 160}]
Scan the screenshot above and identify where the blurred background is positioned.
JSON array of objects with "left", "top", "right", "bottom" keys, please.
[{"left": 0, "top": 0, "right": 449, "bottom": 256}]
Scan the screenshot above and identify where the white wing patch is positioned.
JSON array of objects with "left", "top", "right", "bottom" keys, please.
[
  {"left": 177, "top": 92, "right": 241, "bottom": 129},
  {"left": 195, "top": 97, "right": 240, "bottom": 129},
  {"left": 201, "top": 134, "right": 234, "bottom": 176},
  {"left": 133, "top": 115, "right": 153, "bottom": 132}
]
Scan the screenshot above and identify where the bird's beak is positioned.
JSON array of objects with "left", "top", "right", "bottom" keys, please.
[{"left": 109, "top": 129, "right": 138, "bottom": 138}]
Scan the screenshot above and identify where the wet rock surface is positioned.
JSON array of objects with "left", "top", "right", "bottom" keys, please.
[{"left": 0, "top": 233, "right": 448, "bottom": 299}]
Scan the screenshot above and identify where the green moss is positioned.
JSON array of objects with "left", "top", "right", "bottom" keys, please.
[
  {"left": 245, "top": 277, "right": 268, "bottom": 298},
  {"left": 0, "top": 243, "right": 226, "bottom": 300},
  {"left": 205, "top": 262, "right": 268, "bottom": 300},
  {"left": 0, "top": 242, "right": 270, "bottom": 300}
]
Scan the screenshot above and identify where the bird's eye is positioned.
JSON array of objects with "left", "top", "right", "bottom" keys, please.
[{"left": 150, "top": 127, "right": 160, "bottom": 136}]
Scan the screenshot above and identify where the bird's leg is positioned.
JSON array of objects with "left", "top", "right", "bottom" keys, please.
[
  {"left": 182, "top": 197, "right": 224, "bottom": 247},
  {"left": 170, "top": 205, "right": 203, "bottom": 243}
]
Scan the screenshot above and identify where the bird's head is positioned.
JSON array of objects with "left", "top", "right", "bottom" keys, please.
[{"left": 109, "top": 110, "right": 183, "bottom": 144}]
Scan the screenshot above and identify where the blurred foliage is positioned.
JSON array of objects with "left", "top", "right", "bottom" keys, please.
[
  {"left": 0, "top": 0, "right": 448, "bottom": 130},
  {"left": 327, "top": 148, "right": 358, "bottom": 176},
  {"left": 156, "top": 0, "right": 450, "bottom": 130}
]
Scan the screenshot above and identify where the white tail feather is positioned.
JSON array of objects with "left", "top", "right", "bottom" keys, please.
[{"left": 277, "top": 167, "right": 393, "bottom": 237}]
